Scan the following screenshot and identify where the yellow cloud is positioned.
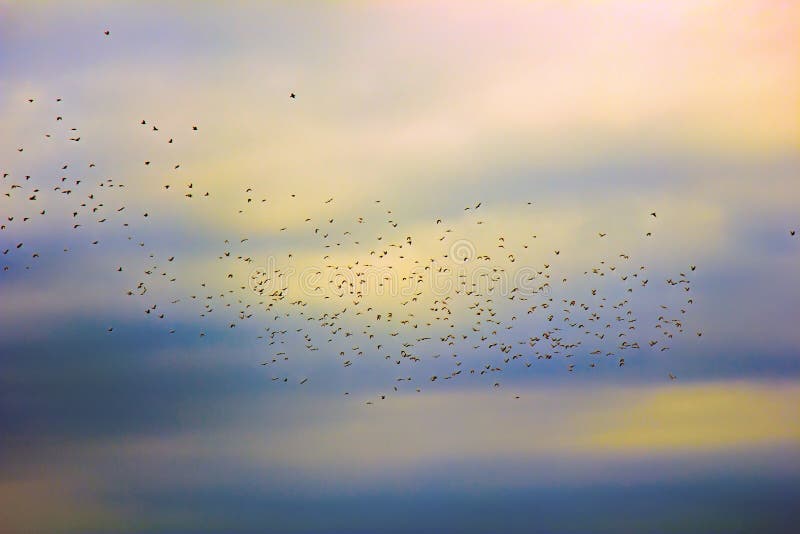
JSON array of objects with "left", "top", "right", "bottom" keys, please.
[{"left": 578, "top": 381, "right": 800, "bottom": 453}]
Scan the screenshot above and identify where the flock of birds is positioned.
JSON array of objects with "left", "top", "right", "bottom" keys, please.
[{"left": 2, "top": 31, "right": 798, "bottom": 405}]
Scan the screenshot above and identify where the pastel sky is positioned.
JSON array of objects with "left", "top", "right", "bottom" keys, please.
[{"left": 1, "top": 2, "right": 799, "bottom": 533}]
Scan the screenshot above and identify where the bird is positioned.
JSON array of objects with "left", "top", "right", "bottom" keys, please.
[{"left": 1, "top": 92, "right": 709, "bottom": 405}]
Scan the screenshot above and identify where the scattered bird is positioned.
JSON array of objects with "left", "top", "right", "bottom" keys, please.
[{"left": 1, "top": 64, "right": 713, "bottom": 406}]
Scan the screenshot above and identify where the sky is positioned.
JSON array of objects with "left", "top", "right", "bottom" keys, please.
[{"left": 1, "top": 1, "right": 799, "bottom": 533}]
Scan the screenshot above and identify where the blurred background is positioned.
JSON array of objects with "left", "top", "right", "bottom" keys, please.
[{"left": 1, "top": 2, "right": 799, "bottom": 532}]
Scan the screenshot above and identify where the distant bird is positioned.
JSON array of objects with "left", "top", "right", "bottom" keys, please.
[{"left": 1, "top": 90, "right": 708, "bottom": 405}]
